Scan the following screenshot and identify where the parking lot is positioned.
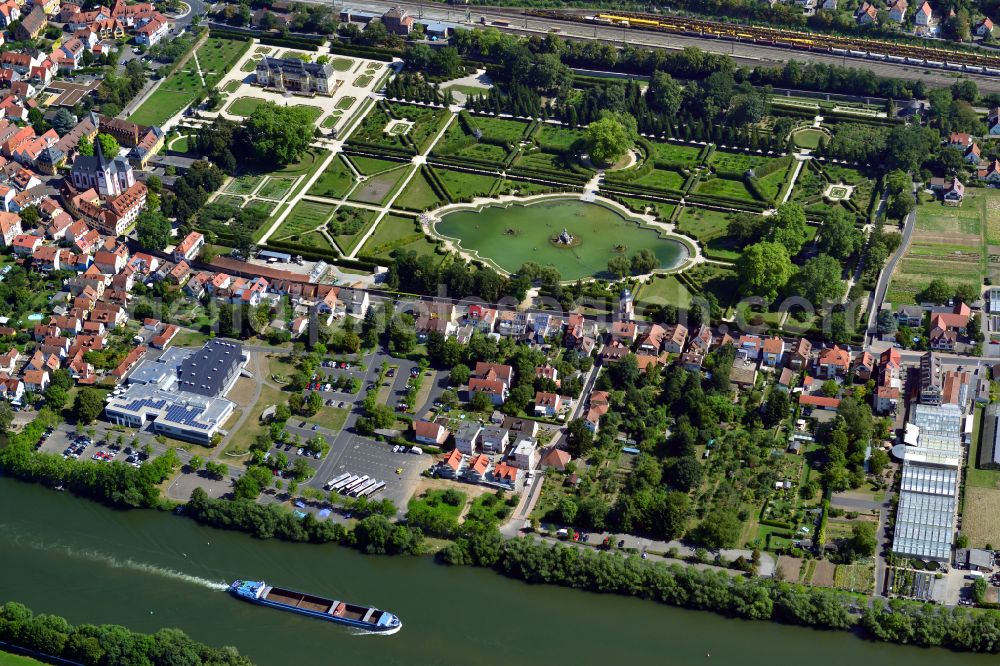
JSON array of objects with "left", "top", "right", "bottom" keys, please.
[
  {"left": 39, "top": 427, "right": 150, "bottom": 470},
  {"left": 313, "top": 433, "right": 431, "bottom": 511}
]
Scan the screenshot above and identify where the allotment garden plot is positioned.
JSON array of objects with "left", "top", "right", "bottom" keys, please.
[{"left": 887, "top": 190, "right": 989, "bottom": 306}]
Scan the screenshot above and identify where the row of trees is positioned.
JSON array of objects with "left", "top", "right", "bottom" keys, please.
[
  {"left": 0, "top": 410, "right": 178, "bottom": 509},
  {"left": 0, "top": 601, "right": 255, "bottom": 666},
  {"left": 441, "top": 534, "right": 1000, "bottom": 652}
]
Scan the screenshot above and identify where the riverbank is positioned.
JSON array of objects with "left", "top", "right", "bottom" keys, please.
[{"left": 2, "top": 475, "right": 997, "bottom": 666}]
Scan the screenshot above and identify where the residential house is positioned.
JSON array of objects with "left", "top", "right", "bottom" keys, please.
[
  {"left": 14, "top": 6, "right": 46, "bottom": 40},
  {"left": 976, "top": 17, "right": 995, "bottom": 37},
  {"left": 799, "top": 394, "right": 841, "bottom": 411},
  {"left": 777, "top": 367, "right": 796, "bottom": 393},
  {"left": 464, "top": 304, "right": 497, "bottom": 333},
  {"left": 919, "top": 351, "right": 943, "bottom": 405},
  {"left": 738, "top": 334, "right": 762, "bottom": 360},
  {"left": 915, "top": 0, "right": 932, "bottom": 25},
  {"left": 509, "top": 436, "right": 537, "bottom": 470},
  {"left": 610, "top": 321, "right": 637, "bottom": 345},
  {"left": 381, "top": 6, "right": 413, "bottom": 34},
  {"left": 584, "top": 390, "right": 609, "bottom": 433},
  {"left": 0, "top": 211, "right": 19, "bottom": 245},
  {"left": 413, "top": 420, "right": 449, "bottom": 446},
  {"left": 897, "top": 304, "right": 924, "bottom": 328},
  {"left": 853, "top": 351, "right": 875, "bottom": 380},
  {"left": 11, "top": 233, "right": 40, "bottom": 254},
  {"left": 454, "top": 422, "right": 482, "bottom": 455},
  {"left": 173, "top": 230, "right": 204, "bottom": 262},
  {"left": 540, "top": 448, "right": 571, "bottom": 471},
  {"left": 761, "top": 336, "right": 785, "bottom": 367},
  {"left": 856, "top": 1, "right": 877, "bottom": 23},
  {"left": 637, "top": 324, "right": 664, "bottom": 354},
  {"left": 0, "top": 348, "right": 18, "bottom": 373},
  {"left": 463, "top": 454, "right": 491, "bottom": 483},
  {"left": 22, "top": 368, "right": 48, "bottom": 393},
  {"left": 489, "top": 461, "right": 521, "bottom": 488},
  {"left": 502, "top": 416, "right": 539, "bottom": 439},
  {"left": 339, "top": 288, "right": 368, "bottom": 316},
  {"left": 816, "top": 345, "right": 850, "bottom": 378},
  {"left": 888, "top": 0, "right": 907, "bottom": 21},
  {"left": 534, "top": 391, "right": 562, "bottom": 417},
  {"left": 788, "top": 338, "right": 811, "bottom": 370},
  {"left": 480, "top": 426, "right": 508, "bottom": 454},
  {"left": 945, "top": 178, "right": 966, "bottom": 205},
  {"left": 663, "top": 324, "right": 688, "bottom": 354},
  {"left": 437, "top": 449, "right": 464, "bottom": 478},
  {"left": 599, "top": 341, "right": 629, "bottom": 363},
  {"left": 680, "top": 347, "right": 705, "bottom": 372}
]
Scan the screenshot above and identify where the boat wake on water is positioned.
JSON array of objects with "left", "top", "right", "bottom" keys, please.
[{"left": 8, "top": 535, "right": 228, "bottom": 591}]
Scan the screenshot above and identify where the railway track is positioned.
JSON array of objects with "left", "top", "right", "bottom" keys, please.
[{"left": 528, "top": 9, "right": 1000, "bottom": 74}]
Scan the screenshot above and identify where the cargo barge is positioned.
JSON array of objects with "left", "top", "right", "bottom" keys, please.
[{"left": 229, "top": 580, "right": 402, "bottom": 633}]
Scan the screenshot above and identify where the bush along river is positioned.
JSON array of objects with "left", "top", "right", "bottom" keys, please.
[{"left": 2, "top": 477, "right": 1000, "bottom": 666}]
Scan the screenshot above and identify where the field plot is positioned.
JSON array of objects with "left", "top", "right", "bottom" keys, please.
[
  {"left": 349, "top": 155, "right": 406, "bottom": 176},
  {"left": 887, "top": 192, "right": 987, "bottom": 305},
  {"left": 330, "top": 206, "right": 379, "bottom": 254},
  {"left": 257, "top": 177, "right": 295, "bottom": 200},
  {"left": 347, "top": 166, "right": 409, "bottom": 205},
  {"left": 276, "top": 201, "right": 336, "bottom": 238},
  {"left": 964, "top": 487, "right": 1000, "bottom": 548},
  {"left": 833, "top": 563, "right": 875, "bottom": 593},
  {"left": 224, "top": 175, "right": 263, "bottom": 196},
  {"left": 630, "top": 167, "right": 686, "bottom": 192},
  {"left": 394, "top": 168, "right": 448, "bottom": 211}
]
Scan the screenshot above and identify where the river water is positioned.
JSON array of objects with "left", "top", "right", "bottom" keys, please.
[{"left": 0, "top": 477, "right": 995, "bottom": 666}]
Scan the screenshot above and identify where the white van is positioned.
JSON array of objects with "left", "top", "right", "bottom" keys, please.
[{"left": 409, "top": 446, "right": 423, "bottom": 455}]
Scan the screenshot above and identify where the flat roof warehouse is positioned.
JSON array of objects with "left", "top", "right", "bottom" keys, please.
[{"left": 105, "top": 340, "right": 246, "bottom": 445}]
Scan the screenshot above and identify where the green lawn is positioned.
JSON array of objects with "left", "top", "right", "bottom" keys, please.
[
  {"left": 330, "top": 57, "right": 354, "bottom": 71},
  {"left": 309, "top": 155, "right": 357, "bottom": 199},
  {"left": 635, "top": 274, "right": 693, "bottom": 310},
  {"left": 792, "top": 128, "right": 828, "bottom": 150},
  {"left": 336, "top": 95, "right": 357, "bottom": 110},
  {"left": 437, "top": 168, "right": 498, "bottom": 201},
  {"left": 394, "top": 168, "right": 447, "bottom": 211},
  {"left": 675, "top": 206, "right": 742, "bottom": 262},
  {"left": 648, "top": 141, "right": 703, "bottom": 166},
  {"left": 709, "top": 150, "right": 776, "bottom": 173},
  {"left": 303, "top": 407, "right": 349, "bottom": 432},
  {"left": 359, "top": 213, "right": 439, "bottom": 260},
  {"left": 223, "top": 79, "right": 241, "bottom": 93},
  {"left": 694, "top": 176, "right": 756, "bottom": 201},
  {"left": 630, "top": 167, "right": 686, "bottom": 192},
  {"left": 354, "top": 74, "right": 373, "bottom": 87},
  {"left": 349, "top": 155, "right": 406, "bottom": 176},
  {"left": 408, "top": 489, "right": 466, "bottom": 523},
  {"left": 446, "top": 83, "right": 491, "bottom": 95},
  {"left": 535, "top": 124, "right": 587, "bottom": 151},
  {"left": 130, "top": 88, "right": 198, "bottom": 126},
  {"left": 131, "top": 36, "right": 250, "bottom": 126},
  {"left": 0, "top": 651, "right": 43, "bottom": 665}
]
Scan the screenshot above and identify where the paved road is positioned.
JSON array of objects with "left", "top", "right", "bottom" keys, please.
[
  {"left": 865, "top": 184, "right": 917, "bottom": 345},
  {"left": 308, "top": 0, "right": 1000, "bottom": 94}
]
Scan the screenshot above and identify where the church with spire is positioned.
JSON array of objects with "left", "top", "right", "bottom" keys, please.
[{"left": 69, "top": 138, "right": 135, "bottom": 198}]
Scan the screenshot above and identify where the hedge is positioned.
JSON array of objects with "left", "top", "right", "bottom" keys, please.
[{"left": 327, "top": 40, "right": 396, "bottom": 62}]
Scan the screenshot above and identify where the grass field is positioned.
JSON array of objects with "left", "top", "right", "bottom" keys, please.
[
  {"left": 309, "top": 155, "right": 357, "bottom": 199},
  {"left": 223, "top": 79, "right": 241, "bottom": 93},
  {"left": 349, "top": 155, "right": 406, "bottom": 176},
  {"left": 635, "top": 274, "right": 693, "bottom": 311},
  {"left": 792, "top": 128, "right": 828, "bottom": 150},
  {"left": 675, "top": 206, "right": 742, "bottom": 262},
  {"left": 336, "top": 95, "right": 357, "bottom": 110},
  {"left": 131, "top": 36, "right": 251, "bottom": 126},
  {"left": 630, "top": 167, "right": 686, "bottom": 192},
  {"left": 394, "top": 168, "right": 448, "bottom": 211},
  {"left": 648, "top": 141, "right": 703, "bottom": 166},
  {"left": 709, "top": 150, "right": 777, "bottom": 173},
  {"left": 693, "top": 176, "right": 757, "bottom": 201},
  {"left": 359, "top": 214, "right": 439, "bottom": 259},
  {"left": 887, "top": 190, "right": 989, "bottom": 305},
  {"left": 0, "top": 651, "right": 43, "bottom": 665},
  {"left": 535, "top": 124, "right": 586, "bottom": 151},
  {"left": 436, "top": 168, "right": 498, "bottom": 200},
  {"left": 330, "top": 57, "right": 354, "bottom": 71}
]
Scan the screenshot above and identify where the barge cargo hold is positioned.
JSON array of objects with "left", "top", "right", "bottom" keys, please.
[{"left": 229, "top": 580, "right": 402, "bottom": 633}]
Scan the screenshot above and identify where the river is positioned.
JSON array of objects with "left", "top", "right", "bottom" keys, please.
[{"left": 0, "top": 477, "right": 994, "bottom": 666}]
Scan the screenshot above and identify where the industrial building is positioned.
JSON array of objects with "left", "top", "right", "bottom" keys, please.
[
  {"left": 104, "top": 340, "right": 245, "bottom": 444},
  {"left": 891, "top": 403, "right": 964, "bottom": 562}
]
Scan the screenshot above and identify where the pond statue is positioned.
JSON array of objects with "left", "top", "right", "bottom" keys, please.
[{"left": 557, "top": 228, "right": 574, "bottom": 244}]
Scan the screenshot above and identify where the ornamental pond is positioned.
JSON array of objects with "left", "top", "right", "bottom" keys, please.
[{"left": 433, "top": 198, "right": 689, "bottom": 281}]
